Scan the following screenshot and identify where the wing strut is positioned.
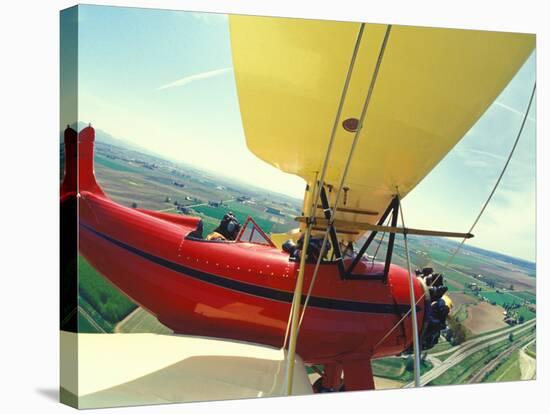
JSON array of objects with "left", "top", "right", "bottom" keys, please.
[
  {"left": 397, "top": 192, "right": 422, "bottom": 387},
  {"left": 286, "top": 23, "right": 392, "bottom": 394},
  {"left": 284, "top": 23, "right": 367, "bottom": 395},
  {"left": 346, "top": 197, "right": 396, "bottom": 275}
]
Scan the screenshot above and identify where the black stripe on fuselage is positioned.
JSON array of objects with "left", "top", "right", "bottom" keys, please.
[{"left": 80, "top": 223, "right": 417, "bottom": 315}]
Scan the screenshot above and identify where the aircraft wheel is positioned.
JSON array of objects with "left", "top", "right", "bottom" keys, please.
[{"left": 312, "top": 378, "right": 345, "bottom": 393}]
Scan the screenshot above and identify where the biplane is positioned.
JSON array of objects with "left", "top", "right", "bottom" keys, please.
[{"left": 60, "top": 15, "right": 535, "bottom": 405}]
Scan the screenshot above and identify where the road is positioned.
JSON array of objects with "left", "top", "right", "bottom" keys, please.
[
  {"left": 405, "top": 318, "right": 536, "bottom": 387},
  {"left": 467, "top": 333, "right": 534, "bottom": 383},
  {"left": 430, "top": 318, "right": 536, "bottom": 358},
  {"left": 114, "top": 307, "right": 140, "bottom": 333},
  {"left": 78, "top": 305, "right": 107, "bottom": 333},
  {"left": 519, "top": 338, "right": 536, "bottom": 380}
]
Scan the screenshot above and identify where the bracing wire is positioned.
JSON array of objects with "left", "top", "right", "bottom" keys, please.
[
  {"left": 283, "top": 23, "right": 367, "bottom": 395},
  {"left": 297, "top": 25, "right": 393, "bottom": 333},
  {"left": 371, "top": 215, "right": 391, "bottom": 262},
  {"left": 373, "top": 82, "right": 536, "bottom": 354},
  {"left": 281, "top": 23, "right": 366, "bottom": 352}
]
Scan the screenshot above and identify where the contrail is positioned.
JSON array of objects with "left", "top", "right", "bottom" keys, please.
[
  {"left": 157, "top": 67, "right": 232, "bottom": 91},
  {"left": 494, "top": 100, "right": 536, "bottom": 122}
]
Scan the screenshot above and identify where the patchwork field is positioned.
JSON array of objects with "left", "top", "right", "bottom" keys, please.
[
  {"left": 508, "top": 290, "right": 536, "bottom": 304},
  {"left": 479, "top": 291, "right": 525, "bottom": 307},
  {"left": 485, "top": 350, "right": 522, "bottom": 382},
  {"left": 448, "top": 292, "right": 479, "bottom": 308},
  {"left": 462, "top": 302, "right": 508, "bottom": 335},
  {"left": 78, "top": 255, "right": 137, "bottom": 332},
  {"left": 116, "top": 308, "right": 172, "bottom": 335},
  {"left": 371, "top": 356, "right": 433, "bottom": 383}
]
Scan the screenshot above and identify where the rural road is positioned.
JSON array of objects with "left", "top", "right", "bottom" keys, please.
[
  {"left": 430, "top": 318, "right": 536, "bottom": 358},
  {"left": 78, "top": 306, "right": 106, "bottom": 333},
  {"left": 519, "top": 338, "right": 536, "bottom": 380},
  {"left": 467, "top": 333, "right": 535, "bottom": 383},
  {"left": 114, "top": 307, "right": 141, "bottom": 333},
  {"left": 405, "top": 319, "right": 536, "bottom": 387}
]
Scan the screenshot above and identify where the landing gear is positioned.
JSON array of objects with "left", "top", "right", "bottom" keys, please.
[
  {"left": 311, "top": 360, "right": 375, "bottom": 393},
  {"left": 312, "top": 377, "right": 345, "bottom": 393},
  {"left": 311, "top": 363, "right": 344, "bottom": 393}
]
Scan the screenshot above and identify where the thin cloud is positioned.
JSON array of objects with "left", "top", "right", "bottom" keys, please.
[
  {"left": 494, "top": 101, "right": 536, "bottom": 122},
  {"left": 172, "top": 11, "right": 228, "bottom": 24},
  {"left": 188, "top": 12, "right": 228, "bottom": 24},
  {"left": 157, "top": 67, "right": 232, "bottom": 91}
]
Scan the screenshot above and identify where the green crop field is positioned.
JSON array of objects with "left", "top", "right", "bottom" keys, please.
[
  {"left": 513, "top": 307, "right": 536, "bottom": 322},
  {"left": 430, "top": 340, "right": 511, "bottom": 385},
  {"left": 425, "top": 248, "right": 492, "bottom": 271},
  {"left": 192, "top": 205, "right": 227, "bottom": 220},
  {"left": 430, "top": 328, "right": 533, "bottom": 386},
  {"left": 372, "top": 356, "right": 432, "bottom": 382},
  {"left": 526, "top": 341, "right": 536, "bottom": 358},
  {"left": 485, "top": 350, "right": 522, "bottom": 382},
  {"left": 372, "top": 357, "right": 406, "bottom": 378},
  {"left": 430, "top": 337, "right": 454, "bottom": 354},
  {"left": 78, "top": 309, "right": 102, "bottom": 333},
  {"left": 479, "top": 291, "right": 524, "bottom": 306},
  {"left": 443, "top": 270, "right": 480, "bottom": 288},
  {"left": 511, "top": 291, "right": 536, "bottom": 304},
  {"left": 78, "top": 255, "right": 137, "bottom": 330}
]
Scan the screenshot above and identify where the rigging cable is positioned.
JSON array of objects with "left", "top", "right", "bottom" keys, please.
[
  {"left": 373, "top": 82, "right": 537, "bottom": 361},
  {"left": 283, "top": 23, "right": 366, "bottom": 394},
  {"left": 282, "top": 21, "right": 366, "bottom": 351},
  {"left": 297, "top": 25, "right": 393, "bottom": 333},
  {"left": 371, "top": 214, "right": 391, "bottom": 262}
]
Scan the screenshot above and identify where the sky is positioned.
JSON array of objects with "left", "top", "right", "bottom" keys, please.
[{"left": 73, "top": 5, "right": 536, "bottom": 262}]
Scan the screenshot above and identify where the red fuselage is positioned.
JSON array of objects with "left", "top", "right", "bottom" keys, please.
[{"left": 63, "top": 125, "right": 428, "bottom": 390}]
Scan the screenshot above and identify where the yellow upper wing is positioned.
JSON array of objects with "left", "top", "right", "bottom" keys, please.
[{"left": 230, "top": 16, "right": 534, "bottom": 237}]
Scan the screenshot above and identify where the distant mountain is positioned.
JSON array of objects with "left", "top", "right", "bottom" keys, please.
[
  {"left": 76, "top": 122, "right": 160, "bottom": 157},
  {"left": 62, "top": 124, "right": 309, "bottom": 206}
]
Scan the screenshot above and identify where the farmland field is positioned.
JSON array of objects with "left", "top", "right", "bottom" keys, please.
[
  {"left": 511, "top": 291, "right": 536, "bottom": 304},
  {"left": 78, "top": 309, "right": 103, "bottom": 333},
  {"left": 526, "top": 341, "right": 536, "bottom": 358},
  {"left": 372, "top": 356, "right": 433, "bottom": 382},
  {"left": 485, "top": 350, "right": 522, "bottom": 382},
  {"left": 514, "top": 307, "right": 536, "bottom": 322},
  {"left": 78, "top": 255, "right": 137, "bottom": 331},
  {"left": 479, "top": 291, "right": 524, "bottom": 306},
  {"left": 429, "top": 337, "right": 454, "bottom": 354},
  {"left": 95, "top": 154, "right": 144, "bottom": 174},
  {"left": 116, "top": 308, "right": 172, "bottom": 334},
  {"left": 462, "top": 302, "right": 507, "bottom": 335},
  {"left": 431, "top": 327, "right": 533, "bottom": 386},
  {"left": 448, "top": 292, "right": 479, "bottom": 308}
]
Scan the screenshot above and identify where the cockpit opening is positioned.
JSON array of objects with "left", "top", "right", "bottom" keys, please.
[
  {"left": 206, "top": 211, "right": 241, "bottom": 241},
  {"left": 283, "top": 234, "right": 331, "bottom": 263}
]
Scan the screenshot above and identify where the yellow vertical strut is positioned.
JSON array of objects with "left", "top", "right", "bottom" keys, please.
[{"left": 285, "top": 180, "right": 317, "bottom": 395}]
